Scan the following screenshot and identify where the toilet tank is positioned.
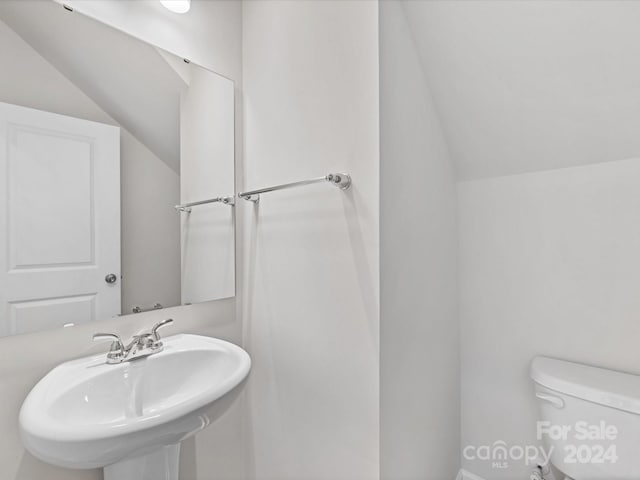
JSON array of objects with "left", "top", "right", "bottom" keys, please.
[{"left": 531, "top": 357, "right": 640, "bottom": 480}]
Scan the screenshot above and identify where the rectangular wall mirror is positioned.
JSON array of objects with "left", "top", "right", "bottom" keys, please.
[{"left": 0, "top": 1, "right": 235, "bottom": 337}]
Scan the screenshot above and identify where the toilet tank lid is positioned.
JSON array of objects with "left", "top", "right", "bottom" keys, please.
[{"left": 531, "top": 356, "right": 640, "bottom": 415}]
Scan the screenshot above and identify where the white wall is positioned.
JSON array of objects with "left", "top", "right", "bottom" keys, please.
[
  {"left": 379, "top": 2, "right": 459, "bottom": 479},
  {"left": 459, "top": 158, "right": 640, "bottom": 479},
  {"left": 241, "top": 1, "right": 380, "bottom": 478},
  {"left": 120, "top": 130, "right": 181, "bottom": 313},
  {"left": 0, "top": 2, "right": 243, "bottom": 479},
  {"left": 180, "top": 68, "right": 235, "bottom": 303}
]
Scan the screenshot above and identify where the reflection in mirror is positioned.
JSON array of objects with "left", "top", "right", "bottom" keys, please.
[{"left": 0, "top": 1, "right": 235, "bottom": 337}]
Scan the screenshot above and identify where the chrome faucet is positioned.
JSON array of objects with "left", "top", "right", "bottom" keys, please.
[{"left": 93, "top": 318, "right": 174, "bottom": 364}]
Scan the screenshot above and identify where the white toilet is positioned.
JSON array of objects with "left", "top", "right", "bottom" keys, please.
[{"left": 531, "top": 356, "right": 640, "bottom": 480}]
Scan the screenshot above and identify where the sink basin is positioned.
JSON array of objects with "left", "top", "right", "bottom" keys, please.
[{"left": 19, "top": 334, "right": 251, "bottom": 480}]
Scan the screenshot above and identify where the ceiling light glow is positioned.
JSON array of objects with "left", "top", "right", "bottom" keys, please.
[{"left": 160, "top": 0, "right": 191, "bottom": 14}]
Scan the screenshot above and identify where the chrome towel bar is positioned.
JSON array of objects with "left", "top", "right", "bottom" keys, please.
[
  {"left": 238, "top": 172, "right": 351, "bottom": 203},
  {"left": 174, "top": 196, "right": 235, "bottom": 212}
]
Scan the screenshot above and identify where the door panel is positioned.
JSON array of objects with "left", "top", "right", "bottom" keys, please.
[
  {"left": 9, "top": 124, "right": 94, "bottom": 268},
  {"left": 8, "top": 294, "right": 96, "bottom": 336}
]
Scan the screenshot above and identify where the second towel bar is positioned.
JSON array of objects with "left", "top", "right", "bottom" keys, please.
[{"left": 238, "top": 172, "right": 351, "bottom": 203}]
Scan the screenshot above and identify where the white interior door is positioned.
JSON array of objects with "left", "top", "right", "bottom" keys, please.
[{"left": 0, "top": 102, "right": 120, "bottom": 336}]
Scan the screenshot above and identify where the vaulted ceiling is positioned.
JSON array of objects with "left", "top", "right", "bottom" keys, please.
[{"left": 403, "top": 0, "right": 640, "bottom": 180}]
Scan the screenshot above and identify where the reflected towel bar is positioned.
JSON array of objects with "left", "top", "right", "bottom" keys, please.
[
  {"left": 174, "top": 196, "right": 235, "bottom": 212},
  {"left": 238, "top": 172, "right": 351, "bottom": 203}
]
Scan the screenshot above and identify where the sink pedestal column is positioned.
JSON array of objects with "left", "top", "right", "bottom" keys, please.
[{"left": 104, "top": 444, "right": 180, "bottom": 480}]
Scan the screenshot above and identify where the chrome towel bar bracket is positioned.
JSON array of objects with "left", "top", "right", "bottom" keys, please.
[
  {"left": 238, "top": 172, "right": 351, "bottom": 203},
  {"left": 175, "top": 195, "right": 235, "bottom": 212}
]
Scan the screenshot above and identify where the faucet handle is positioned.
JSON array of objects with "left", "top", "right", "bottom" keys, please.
[
  {"left": 150, "top": 318, "right": 174, "bottom": 345},
  {"left": 93, "top": 333, "right": 125, "bottom": 362}
]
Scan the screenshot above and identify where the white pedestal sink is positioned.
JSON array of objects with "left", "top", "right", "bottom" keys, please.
[{"left": 19, "top": 334, "right": 251, "bottom": 480}]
